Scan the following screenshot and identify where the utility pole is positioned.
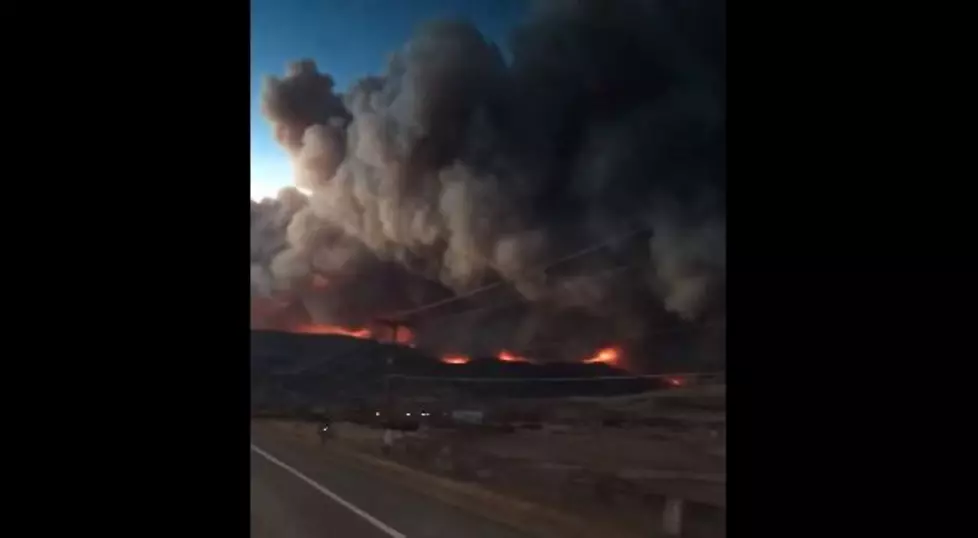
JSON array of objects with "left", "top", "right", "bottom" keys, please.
[
  {"left": 384, "top": 355, "right": 394, "bottom": 417},
  {"left": 375, "top": 318, "right": 408, "bottom": 345},
  {"left": 374, "top": 317, "right": 408, "bottom": 419}
]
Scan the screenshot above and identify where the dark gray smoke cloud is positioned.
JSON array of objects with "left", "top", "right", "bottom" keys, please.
[{"left": 250, "top": 0, "right": 726, "bottom": 369}]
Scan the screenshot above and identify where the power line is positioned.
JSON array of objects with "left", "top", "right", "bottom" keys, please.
[
  {"left": 384, "top": 226, "right": 650, "bottom": 322},
  {"left": 268, "top": 312, "right": 723, "bottom": 377},
  {"left": 266, "top": 226, "right": 721, "bottom": 377},
  {"left": 268, "top": 226, "right": 652, "bottom": 376},
  {"left": 411, "top": 262, "right": 636, "bottom": 325}
]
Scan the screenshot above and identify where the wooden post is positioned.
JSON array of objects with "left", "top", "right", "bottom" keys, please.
[{"left": 662, "top": 497, "right": 685, "bottom": 536}]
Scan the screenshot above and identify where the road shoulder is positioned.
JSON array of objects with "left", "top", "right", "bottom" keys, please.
[{"left": 253, "top": 420, "right": 644, "bottom": 538}]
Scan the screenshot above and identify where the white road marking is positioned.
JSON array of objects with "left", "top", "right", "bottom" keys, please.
[{"left": 251, "top": 444, "right": 407, "bottom": 538}]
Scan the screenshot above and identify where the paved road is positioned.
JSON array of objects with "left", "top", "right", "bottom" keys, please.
[{"left": 250, "top": 423, "right": 533, "bottom": 538}]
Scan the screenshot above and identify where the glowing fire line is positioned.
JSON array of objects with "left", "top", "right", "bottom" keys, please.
[
  {"left": 497, "top": 350, "right": 529, "bottom": 363},
  {"left": 582, "top": 346, "right": 620, "bottom": 365},
  {"left": 292, "top": 324, "right": 372, "bottom": 339},
  {"left": 441, "top": 354, "right": 470, "bottom": 365}
]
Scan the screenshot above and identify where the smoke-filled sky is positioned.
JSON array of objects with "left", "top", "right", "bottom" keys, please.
[
  {"left": 251, "top": 0, "right": 526, "bottom": 201},
  {"left": 251, "top": 0, "right": 726, "bottom": 371}
]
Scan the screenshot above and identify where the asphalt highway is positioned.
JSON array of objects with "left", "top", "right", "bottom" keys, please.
[{"left": 250, "top": 422, "right": 533, "bottom": 538}]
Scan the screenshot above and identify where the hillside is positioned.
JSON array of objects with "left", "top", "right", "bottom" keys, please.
[{"left": 250, "top": 330, "right": 662, "bottom": 402}]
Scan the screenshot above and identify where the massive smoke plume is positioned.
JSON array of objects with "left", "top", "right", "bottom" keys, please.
[{"left": 251, "top": 0, "right": 726, "bottom": 370}]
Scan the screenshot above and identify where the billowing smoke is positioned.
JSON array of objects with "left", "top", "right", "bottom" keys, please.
[{"left": 251, "top": 0, "right": 726, "bottom": 370}]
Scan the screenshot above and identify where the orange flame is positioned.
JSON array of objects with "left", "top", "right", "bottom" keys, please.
[
  {"left": 292, "top": 324, "right": 372, "bottom": 339},
  {"left": 393, "top": 326, "right": 415, "bottom": 345},
  {"left": 441, "top": 354, "right": 470, "bottom": 365},
  {"left": 498, "top": 350, "right": 528, "bottom": 363},
  {"left": 583, "top": 346, "right": 620, "bottom": 364}
]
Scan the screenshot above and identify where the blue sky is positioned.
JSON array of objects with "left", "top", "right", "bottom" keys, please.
[{"left": 250, "top": 0, "right": 528, "bottom": 201}]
